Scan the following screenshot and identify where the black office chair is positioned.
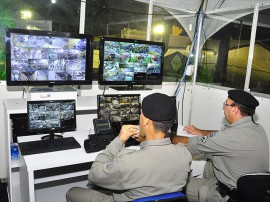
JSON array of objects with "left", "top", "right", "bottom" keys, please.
[{"left": 230, "top": 173, "right": 270, "bottom": 202}]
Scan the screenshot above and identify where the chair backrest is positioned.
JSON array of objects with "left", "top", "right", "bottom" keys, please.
[
  {"left": 236, "top": 173, "right": 270, "bottom": 202},
  {"left": 133, "top": 192, "right": 186, "bottom": 202}
]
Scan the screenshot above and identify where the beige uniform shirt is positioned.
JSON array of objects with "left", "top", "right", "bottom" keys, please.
[
  {"left": 188, "top": 116, "right": 269, "bottom": 189},
  {"left": 89, "top": 137, "right": 192, "bottom": 201}
]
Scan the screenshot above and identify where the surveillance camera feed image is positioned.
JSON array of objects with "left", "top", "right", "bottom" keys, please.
[
  {"left": 102, "top": 40, "right": 163, "bottom": 82},
  {"left": 98, "top": 94, "right": 141, "bottom": 123},
  {"left": 28, "top": 100, "right": 76, "bottom": 132},
  {"left": 10, "top": 33, "right": 87, "bottom": 82}
]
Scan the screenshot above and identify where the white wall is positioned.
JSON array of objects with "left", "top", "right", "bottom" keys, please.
[
  {"left": 189, "top": 85, "right": 230, "bottom": 129},
  {"left": 190, "top": 84, "right": 270, "bottom": 133},
  {"left": 189, "top": 84, "right": 270, "bottom": 170}
]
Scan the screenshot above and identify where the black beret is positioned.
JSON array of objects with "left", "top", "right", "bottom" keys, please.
[
  {"left": 228, "top": 90, "right": 259, "bottom": 108},
  {"left": 142, "top": 93, "right": 177, "bottom": 121}
]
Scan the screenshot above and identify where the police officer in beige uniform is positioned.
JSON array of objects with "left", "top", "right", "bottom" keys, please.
[
  {"left": 171, "top": 90, "right": 269, "bottom": 202},
  {"left": 67, "top": 93, "right": 192, "bottom": 202}
]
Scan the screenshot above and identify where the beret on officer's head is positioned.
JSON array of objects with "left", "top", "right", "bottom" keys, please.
[
  {"left": 142, "top": 93, "right": 176, "bottom": 121},
  {"left": 228, "top": 90, "right": 259, "bottom": 108}
]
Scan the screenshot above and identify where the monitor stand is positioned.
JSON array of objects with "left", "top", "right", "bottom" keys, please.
[
  {"left": 110, "top": 85, "right": 152, "bottom": 91},
  {"left": 41, "top": 129, "right": 63, "bottom": 140},
  {"left": 24, "top": 86, "right": 78, "bottom": 101}
]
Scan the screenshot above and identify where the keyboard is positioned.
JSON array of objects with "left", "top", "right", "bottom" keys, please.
[
  {"left": 84, "top": 133, "right": 116, "bottom": 153},
  {"left": 18, "top": 137, "right": 81, "bottom": 155},
  {"left": 125, "top": 137, "right": 140, "bottom": 147},
  {"left": 84, "top": 133, "right": 140, "bottom": 153}
]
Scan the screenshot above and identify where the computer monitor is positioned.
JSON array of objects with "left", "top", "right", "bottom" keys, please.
[
  {"left": 97, "top": 94, "right": 141, "bottom": 132},
  {"left": 6, "top": 28, "right": 93, "bottom": 86},
  {"left": 27, "top": 99, "right": 76, "bottom": 140},
  {"left": 98, "top": 37, "right": 165, "bottom": 90}
]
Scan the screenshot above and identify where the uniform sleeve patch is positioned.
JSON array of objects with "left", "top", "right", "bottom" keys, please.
[{"left": 200, "top": 136, "right": 208, "bottom": 143}]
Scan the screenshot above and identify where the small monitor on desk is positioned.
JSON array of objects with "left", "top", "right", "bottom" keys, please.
[
  {"left": 97, "top": 94, "right": 141, "bottom": 133},
  {"left": 27, "top": 99, "right": 77, "bottom": 140}
]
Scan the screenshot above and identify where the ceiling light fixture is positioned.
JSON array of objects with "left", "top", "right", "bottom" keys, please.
[
  {"left": 51, "top": 0, "right": 56, "bottom": 3},
  {"left": 153, "top": 24, "right": 165, "bottom": 35},
  {"left": 21, "top": 10, "right": 32, "bottom": 20}
]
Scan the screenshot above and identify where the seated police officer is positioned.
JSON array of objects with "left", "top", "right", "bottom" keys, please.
[
  {"left": 171, "top": 90, "right": 269, "bottom": 202},
  {"left": 66, "top": 93, "right": 192, "bottom": 202}
]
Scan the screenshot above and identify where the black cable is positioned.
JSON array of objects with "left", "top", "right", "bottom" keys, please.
[
  {"left": 22, "top": 88, "right": 25, "bottom": 99},
  {"left": 102, "top": 85, "right": 106, "bottom": 95},
  {"left": 173, "top": 3, "right": 203, "bottom": 97},
  {"left": 181, "top": 76, "right": 187, "bottom": 126}
]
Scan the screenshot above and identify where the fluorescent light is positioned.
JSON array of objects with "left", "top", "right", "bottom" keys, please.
[
  {"left": 51, "top": 0, "right": 56, "bottom": 3},
  {"left": 21, "top": 10, "right": 32, "bottom": 20},
  {"left": 153, "top": 24, "right": 165, "bottom": 34}
]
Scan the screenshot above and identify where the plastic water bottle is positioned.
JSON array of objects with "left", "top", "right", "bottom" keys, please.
[{"left": 10, "top": 143, "right": 19, "bottom": 160}]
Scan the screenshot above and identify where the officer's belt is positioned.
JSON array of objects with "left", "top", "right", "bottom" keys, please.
[{"left": 216, "top": 181, "right": 236, "bottom": 198}]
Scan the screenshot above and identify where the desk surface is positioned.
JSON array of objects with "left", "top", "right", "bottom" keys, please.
[
  {"left": 17, "top": 126, "right": 203, "bottom": 172},
  {"left": 177, "top": 125, "right": 197, "bottom": 137},
  {"left": 18, "top": 131, "right": 102, "bottom": 171},
  {"left": 17, "top": 131, "right": 138, "bottom": 172}
]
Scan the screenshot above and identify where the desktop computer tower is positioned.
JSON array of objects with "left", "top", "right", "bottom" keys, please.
[{"left": 10, "top": 114, "right": 38, "bottom": 143}]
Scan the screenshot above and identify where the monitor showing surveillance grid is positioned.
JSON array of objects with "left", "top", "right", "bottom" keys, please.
[
  {"left": 99, "top": 37, "right": 164, "bottom": 86},
  {"left": 97, "top": 94, "right": 141, "bottom": 123},
  {"left": 27, "top": 99, "right": 76, "bottom": 133},
  {"left": 6, "top": 28, "right": 93, "bottom": 86}
]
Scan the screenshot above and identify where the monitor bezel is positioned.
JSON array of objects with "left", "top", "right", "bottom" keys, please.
[
  {"left": 97, "top": 94, "right": 141, "bottom": 123},
  {"left": 6, "top": 28, "right": 94, "bottom": 86},
  {"left": 98, "top": 37, "right": 165, "bottom": 86},
  {"left": 27, "top": 99, "right": 77, "bottom": 134}
]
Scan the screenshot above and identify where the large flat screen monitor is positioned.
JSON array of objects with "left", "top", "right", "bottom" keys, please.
[
  {"left": 98, "top": 37, "right": 165, "bottom": 89},
  {"left": 27, "top": 99, "right": 76, "bottom": 140},
  {"left": 6, "top": 28, "right": 93, "bottom": 86},
  {"left": 97, "top": 94, "right": 141, "bottom": 131}
]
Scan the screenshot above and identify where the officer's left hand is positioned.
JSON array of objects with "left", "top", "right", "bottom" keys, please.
[{"left": 119, "top": 125, "right": 140, "bottom": 144}]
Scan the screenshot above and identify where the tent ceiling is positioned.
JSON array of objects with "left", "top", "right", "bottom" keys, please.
[
  {"left": 137, "top": 0, "right": 270, "bottom": 14},
  {"left": 145, "top": 0, "right": 270, "bottom": 42}
]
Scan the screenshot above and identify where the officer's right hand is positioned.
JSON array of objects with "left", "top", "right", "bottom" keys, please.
[{"left": 183, "top": 125, "right": 203, "bottom": 135}]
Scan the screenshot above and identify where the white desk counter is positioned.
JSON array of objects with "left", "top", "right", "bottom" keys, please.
[
  {"left": 177, "top": 125, "right": 206, "bottom": 177},
  {"left": 17, "top": 131, "right": 138, "bottom": 202},
  {"left": 18, "top": 131, "right": 97, "bottom": 172},
  {"left": 17, "top": 126, "right": 205, "bottom": 202},
  {"left": 4, "top": 96, "right": 99, "bottom": 202},
  {"left": 18, "top": 131, "right": 94, "bottom": 202}
]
